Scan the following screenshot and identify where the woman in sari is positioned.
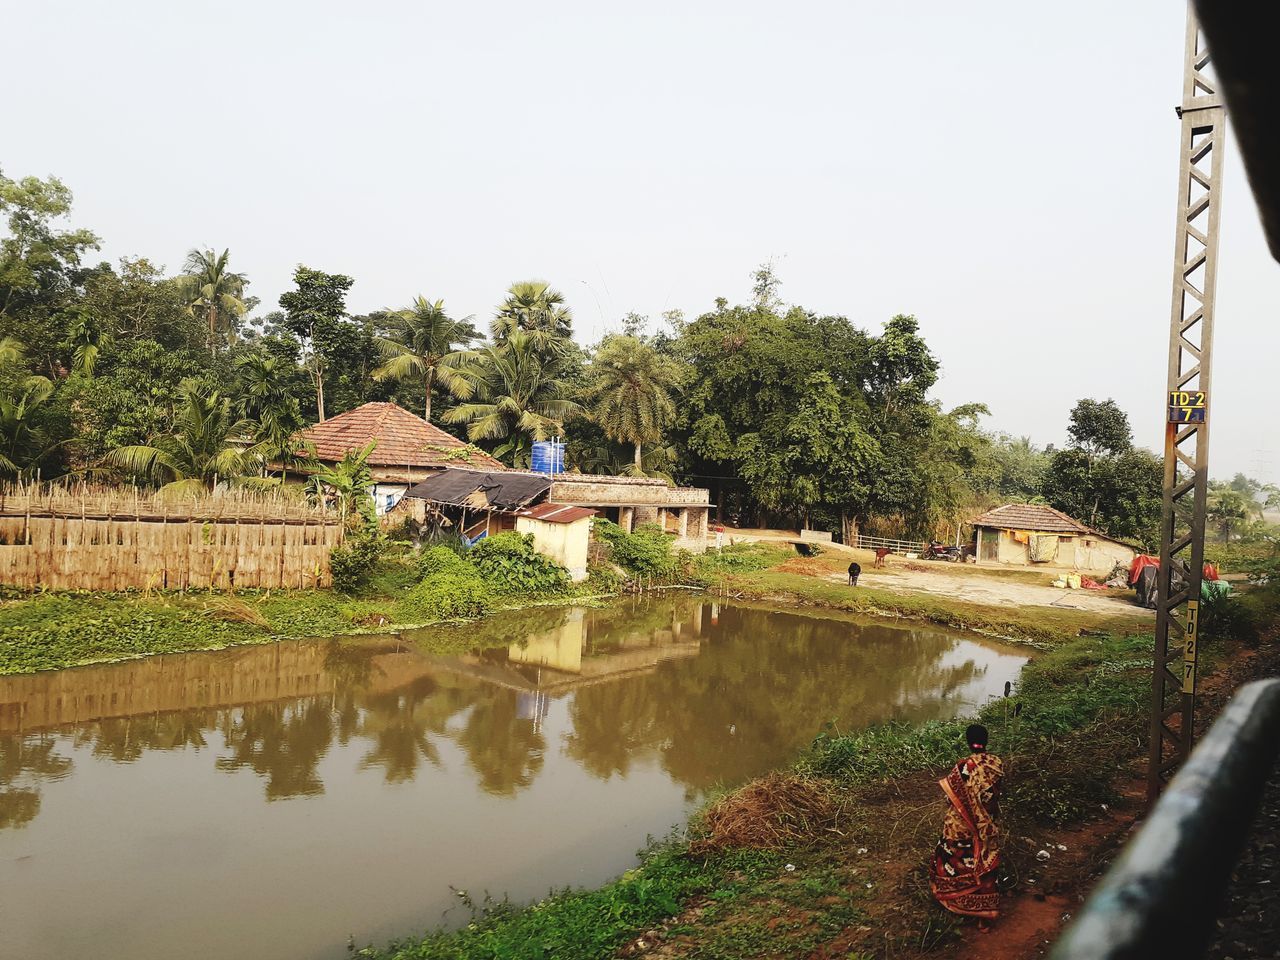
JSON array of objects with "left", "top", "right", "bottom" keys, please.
[{"left": 930, "top": 724, "right": 1003, "bottom": 921}]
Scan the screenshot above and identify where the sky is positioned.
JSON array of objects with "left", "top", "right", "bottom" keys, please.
[{"left": 6, "top": 0, "right": 1278, "bottom": 484}]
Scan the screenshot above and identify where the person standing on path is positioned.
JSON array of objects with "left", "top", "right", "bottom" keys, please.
[{"left": 930, "top": 723, "right": 1004, "bottom": 923}]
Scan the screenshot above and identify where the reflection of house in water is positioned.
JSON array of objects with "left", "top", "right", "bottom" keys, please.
[{"left": 442, "top": 605, "right": 708, "bottom": 695}]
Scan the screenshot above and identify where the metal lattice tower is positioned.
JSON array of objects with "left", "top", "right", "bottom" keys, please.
[{"left": 1147, "top": 10, "right": 1226, "bottom": 804}]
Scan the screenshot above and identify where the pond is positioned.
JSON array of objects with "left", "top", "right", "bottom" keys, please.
[{"left": 0, "top": 597, "right": 1025, "bottom": 960}]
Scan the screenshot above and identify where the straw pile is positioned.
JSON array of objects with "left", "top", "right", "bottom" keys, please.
[{"left": 692, "top": 773, "right": 841, "bottom": 853}]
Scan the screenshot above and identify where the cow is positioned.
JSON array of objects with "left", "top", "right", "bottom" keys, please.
[
  {"left": 848, "top": 561, "right": 861, "bottom": 586},
  {"left": 873, "top": 547, "right": 890, "bottom": 568}
]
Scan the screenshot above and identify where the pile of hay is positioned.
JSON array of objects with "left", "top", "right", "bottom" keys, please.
[{"left": 692, "top": 773, "right": 841, "bottom": 853}]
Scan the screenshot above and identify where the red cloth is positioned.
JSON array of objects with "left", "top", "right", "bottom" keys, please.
[
  {"left": 1080, "top": 576, "right": 1105, "bottom": 590},
  {"left": 1129, "top": 554, "right": 1160, "bottom": 586},
  {"left": 1203, "top": 563, "right": 1220, "bottom": 581}
]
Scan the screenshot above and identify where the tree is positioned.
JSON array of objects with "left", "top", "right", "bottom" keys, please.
[
  {"left": 0, "top": 169, "right": 100, "bottom": 374},
  {"left": 738, "top": 372, "right": 881, "bottom": 534},
  {"left": 0, "top": 374, "right": 59, "bottom": 479},
  {"left": 61, "top": 307, "right": 109, "bottom": 377},
  {"left": 864, "top": 314, "right": 939, "bottom": 429},
  {"left": 1208, "top": 484, "right": 1253, "bottom": 541},
  {"left": 582, "top": 334, "right": 682, "bottom": 470},
  {"left": 306, "top": 440, "right": 376, "bottom": 527},
  {"left": 373, "top": 296, "right": 478, "bottom": 421},
  {"left": 492, "top": 281, "right": 573, "bottom": 354},
  {"left": 279, "top": 266, "right": 354, "bottom": 422},
  {"left": 445, "top": 332, "right": 583, "bottom": 466},
  {"left": 175, "top": 249, "right": 247, "bottom": 352},
  {"left": 1067, "top": 398, "right": 1132, "bottom": 458},
  {"left": 102, "top": 382, "right": 263, "bottom": 493},
  {"left": 234, "top": 351, "right": 306, "bottom": 472}
]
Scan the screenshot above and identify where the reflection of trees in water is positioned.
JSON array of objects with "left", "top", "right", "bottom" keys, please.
[
  {"left": 566, "top": 606, "right": 988, "bottom": 791},
  {"left": 0, "top": 735, "right": 71, "bottom": 829},
  {"left": 0, "top": 600, "right": 1006, "bottom": 830},
  {"left": 215, "top": 699, "right": 335, "bottom": 800},
  {"left": 455, "top": 691, "right": 546, "bottom": 796},
  {"left": 357, "top": 676, "right": 473, "bottom": 783}
]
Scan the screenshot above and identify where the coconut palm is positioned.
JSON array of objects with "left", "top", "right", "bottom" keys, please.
[
  {"left": 103, "top": 383, "right": 264, "bottom": 494},
  {"left": 444, "top": 332, "right": 583, "bottom": 466},
  {"left": 0, "top": 375, "right": 58, "bottom": 479},
  {"left": 492, "top": 281, "right": 573, "bottom": 354},
  {"left": 373, "top": 297, "right": 479, "bottom": 422},
  {"left": 176, "top": 248, "right": 247, "bottom": 352},
  {"left": 582, "top": 335, "right": 682, "bottom": 470}
]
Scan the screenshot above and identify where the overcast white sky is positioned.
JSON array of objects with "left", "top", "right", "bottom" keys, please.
[{"left": 7, "top": 0, "right": 1277, "bottom": 482}]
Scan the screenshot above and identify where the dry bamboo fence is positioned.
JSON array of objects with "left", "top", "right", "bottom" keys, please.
[{"left": 0, "top": 484, "right": 345, "bottom": 591}]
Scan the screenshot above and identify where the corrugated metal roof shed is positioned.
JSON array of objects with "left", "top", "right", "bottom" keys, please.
[{"left": 401, "top": 468, "right": 550, "bottom": 510}]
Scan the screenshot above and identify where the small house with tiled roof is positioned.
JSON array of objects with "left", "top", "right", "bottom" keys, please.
[
  {"left": 971, "top": 503, "right": 1137, "bottom": 571},
  {"left": 289, "top": 402, "right": 506, "bottom": 514}
]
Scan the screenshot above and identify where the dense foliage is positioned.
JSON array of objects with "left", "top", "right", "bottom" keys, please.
[
  {"left": 593, "top": 520, "right": 680, "bottom": 577},
  {"left": 465, "top": 533, "right": 570, "bottom": 594},
  {"left": 1, "top": 166, "right": 1268, "bottom": 546}
]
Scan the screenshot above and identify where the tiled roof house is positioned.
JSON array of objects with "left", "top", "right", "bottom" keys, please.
[{"left": 290, "top": 402, "right": 504, "bottom": 512}]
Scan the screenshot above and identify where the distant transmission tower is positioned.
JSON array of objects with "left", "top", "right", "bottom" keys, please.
[{"left": 1147, "top": 9, "right": 1226, "bottom": 804}]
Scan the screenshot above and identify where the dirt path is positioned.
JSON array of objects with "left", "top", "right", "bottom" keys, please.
[
  {"left": 856, "top": 567, "right": 1149, "bottom": 618},
  {"left": 723, "top": 529, "right": 1150, "bottom": 618}
]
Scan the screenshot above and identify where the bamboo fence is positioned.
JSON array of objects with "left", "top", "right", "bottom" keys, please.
[{"left": 0, "top": 484, "right": 345, "bottom": 591}]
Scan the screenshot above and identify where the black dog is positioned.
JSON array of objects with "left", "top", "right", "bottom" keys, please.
[{"left": 847, "top": 561, "right": 861, "bottom": 586}]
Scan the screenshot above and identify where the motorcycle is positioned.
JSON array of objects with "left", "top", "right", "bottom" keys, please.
[{"left": 922, "top": 540, "right": 965, "bottom": 562}]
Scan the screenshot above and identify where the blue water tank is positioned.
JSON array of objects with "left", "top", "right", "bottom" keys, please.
[{"left": 531, "top": 440, "right": 565, "bottom": 475}]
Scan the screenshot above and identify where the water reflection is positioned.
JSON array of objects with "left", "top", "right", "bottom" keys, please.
[
  {"left": 0, "top": 599, "right": 1023, "bottom": 820},
  {"left": 0, "top": 598, "right": 1025, "bottom": 960}
]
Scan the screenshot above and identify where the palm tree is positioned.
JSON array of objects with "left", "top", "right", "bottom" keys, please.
[
  {"left": 492, "top": 281, "right": 573, "bottom": 354},
  {"left": 373, "top": 297, "right": 479, "bottom": 422},
  {"left": 305, "top": 440, "right": 376, "bottom": 527},
  {"left": 582, "top": 335, "right": 682, "bottom": 470},
  {"left": 444, "top": 332, "right": 583, "bottom": 466},
  {"left": 234, "top": 352, "right": 305, "bottom": 472},
  {"left": 176, "top": 248, "right": 247, "bottom": 352},
  {"left": 103, "top": 382, "right": 263, "bottom": 494},
  {"left": 63, "top": 309, "right": 109, "bottom": 377},
  {"left": 0, "top": 375, "right": 58, "bottom": 479}
]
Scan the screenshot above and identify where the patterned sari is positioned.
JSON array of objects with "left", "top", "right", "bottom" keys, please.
[{"left": 930, "top": 751, "right": 1003, "bottom": 919}]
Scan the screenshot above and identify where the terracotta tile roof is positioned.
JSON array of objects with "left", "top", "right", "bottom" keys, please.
[
  {"left": 298, "top": 403, "right": 505, "bottom": 471},
  {"left": 516, "top": 503, "right": 597, "bottom": 524},
  {"left": 971, "top": 503, "right": 1092, "bottom": 534}
]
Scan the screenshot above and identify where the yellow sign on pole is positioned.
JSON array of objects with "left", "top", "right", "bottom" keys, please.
[{"left": 1182, "top": 600, "right": 1200, "bottom": 694}]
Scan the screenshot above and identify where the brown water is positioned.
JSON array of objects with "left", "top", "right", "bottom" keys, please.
[{"left": 0, "top": 598, "right": 1025, "bottom": 960}]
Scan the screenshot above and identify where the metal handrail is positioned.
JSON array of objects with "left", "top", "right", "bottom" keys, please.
[{"left": 1049, "top": 678, "right": 1280, "bottom": 960}]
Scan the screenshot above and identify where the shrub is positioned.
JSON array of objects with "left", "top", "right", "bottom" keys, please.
[
  {"left": 467, "top": 533, "right": 570, "bottom": 595},
  {"left": 593, "top": 520, "right": 677, "bottom": 577},
  {"left": 329, "top": 531, "right": 386, "bottom": 592},
  {"left": 395, "top": 572, "right": 493, "bottom": 623},
  {"left": 416, "top": 545, "right": 474, "bottom": 581}
]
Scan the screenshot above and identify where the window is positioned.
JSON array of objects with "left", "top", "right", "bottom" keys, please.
[{"left": 1059, "top": 536, "right": 1074, "bottom": 543}]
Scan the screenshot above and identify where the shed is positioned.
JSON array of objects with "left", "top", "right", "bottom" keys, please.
[
  {"left": 396, "top": 469, "right": 596, "bottom": 581},
  {"left": 971, "top": 504, "right": 1138, "bottom": 572},
  {"left": 514, "top": 503, "right": 597, "bottom": 583}
]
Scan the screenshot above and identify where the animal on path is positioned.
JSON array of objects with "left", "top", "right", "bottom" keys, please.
[
  {"left": 874, "top": 548, "right": 890, "bottom": 568},
  {"left": 848, "top": 561, "right": 861, "bottom": 586}
]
